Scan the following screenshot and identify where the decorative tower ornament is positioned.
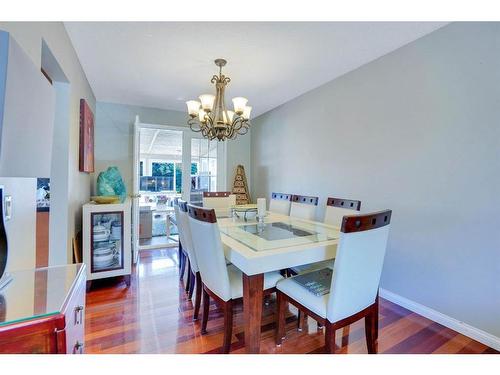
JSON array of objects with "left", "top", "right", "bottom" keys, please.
[{"left": 231, "top": 165, "right": 250, "bottom": 205}]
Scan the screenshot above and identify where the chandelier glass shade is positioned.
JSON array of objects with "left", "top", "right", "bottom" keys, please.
[{"left": 186, "top": 59, "right": 252, "bottom": 141}]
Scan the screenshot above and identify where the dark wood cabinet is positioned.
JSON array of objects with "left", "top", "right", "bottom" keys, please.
[{"left": 0, "top": 264, "right": 86, "bottom": 354}]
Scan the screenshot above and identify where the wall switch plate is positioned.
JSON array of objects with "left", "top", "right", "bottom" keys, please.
[{"left": 4, "top": 195, "right": 12, "bottom": 221}]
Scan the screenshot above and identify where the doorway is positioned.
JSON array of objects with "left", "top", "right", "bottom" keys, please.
[{"left": 132, "top": 119, "right": 226, "bottom": 259}]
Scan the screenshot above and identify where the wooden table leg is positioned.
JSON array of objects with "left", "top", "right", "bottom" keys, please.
[{"left": 242, "top": 272, "right": 264, "bottom": 354}]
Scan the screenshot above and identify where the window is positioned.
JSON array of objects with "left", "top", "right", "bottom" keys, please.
[{"left": 191, "top": 138, "right": 218, "bottom": 194}]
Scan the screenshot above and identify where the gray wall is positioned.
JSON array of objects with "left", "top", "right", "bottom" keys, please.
[
  {"left": 251, "top": 22, "right": 500, "bottom": 337},
  {"left": 0, "top": 22, "right": 96, "bottom": 264},
  {"left": 0, "top": 32, "right": 7, "bottom": 139},
  {"left": 94, "top": 101, "right": 251, "bottom": 196},
  {"left": 0, "top": 32, "right": 55, "bottom": 178}
]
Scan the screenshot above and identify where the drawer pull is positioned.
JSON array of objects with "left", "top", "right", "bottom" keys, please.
[
  {"left": 74, "top": 305, "right": 84, "bottom": 325},
  {"left": 73, "top": 341, "right": 84, "bottom": 354}
]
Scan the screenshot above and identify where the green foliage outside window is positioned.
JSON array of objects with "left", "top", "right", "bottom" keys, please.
[
  {"left": 152, "top": 162, "right": 174, "bottom": 177},
  {"left": 150, "top": 162, "right": 199, "bottom": 193}
]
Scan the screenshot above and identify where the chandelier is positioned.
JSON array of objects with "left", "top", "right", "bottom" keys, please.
[{"left": 186, "top": 59, "right": 251, "bottom": 141}]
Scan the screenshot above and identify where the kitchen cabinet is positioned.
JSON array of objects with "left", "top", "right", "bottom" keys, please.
[{"left": 139, "top": 206, "right": 152, "bottom": 239}]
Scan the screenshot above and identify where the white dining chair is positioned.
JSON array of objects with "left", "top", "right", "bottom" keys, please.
[
  {"left": 290, "top": 197, "right": 362, "bottom": 275},
  {"left": 175, "top": 199, "right": 202, "bottom": 320},
  {"left": 275, "top": 210, "right": 392, "bottom": 354},
  {"left": 289, "top": 194, "right": 319, "bottom": 220},
  {"left": 187, "top": 204, "right": 283, "bottom": 353},
  {"left": 323, "top": 197, "right": 362, "bottom": 226},
  {"left": 268, "top": 192, "right": 292, "bottom": 215},
  {"left": 202, "top": 191, "right": 236, "bottom": 218},
  {"left": 174, "top": 202, "right": 192, "bottom": 290}
]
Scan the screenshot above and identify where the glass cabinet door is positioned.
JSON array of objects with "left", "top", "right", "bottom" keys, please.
[{"left": 90, "top": 211, "right": 124, "bottom": 273}]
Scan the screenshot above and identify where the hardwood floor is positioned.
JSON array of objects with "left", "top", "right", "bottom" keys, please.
[{"left": 85, "top": 248, "right": 498, "bottom": 354}]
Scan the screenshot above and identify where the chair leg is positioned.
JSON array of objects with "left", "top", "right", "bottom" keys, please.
[
  {"left": 276, "top": 291, "right": 287, "bottom": 345},
  {"left": 188, "top": 268, "right": 195, "bottom": 300},
  {"left": 193, "top": 272, "right": 202, "bottom": 320},
  {"left": 325, "top": 322, "right": 336, "bottom": 354},
  {"left": 185, "top": 258, "right": 191, "bottom": 293},
  {"left": 201, "top": 286, "right": 210, "bottom": 335},
  {"left": 178, "top": 244, "right": 185, "bottom": 280},
  {"left": 365, "top": 308, "right": 377, "bottom": 354},
  {"left": 178, "top": 241, "right": 183, "bottom": 270},
  {"left": 341, "top": 326, "right": 350, "bottom": 348},
  {"left": 297, "top": 311, "right": 307, "bottom": 331},
  {"left": 221, "top": 300, "right": 233, "bottom": 354},
  {"left": 374, "top": 295, "right": 379, "bottom": 341}
]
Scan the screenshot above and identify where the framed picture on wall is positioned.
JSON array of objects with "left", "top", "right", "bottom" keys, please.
[{"left": 79, "top": 98, "right": 94, "bottom": 173}]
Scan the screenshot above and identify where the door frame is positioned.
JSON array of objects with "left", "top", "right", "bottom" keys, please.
[{"left": 131, "top": 117, "right": 227, "bottom": 261}]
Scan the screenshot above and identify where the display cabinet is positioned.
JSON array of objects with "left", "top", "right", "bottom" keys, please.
[{"left": 82, "top": 200, "right": 131, "bottom": 290}]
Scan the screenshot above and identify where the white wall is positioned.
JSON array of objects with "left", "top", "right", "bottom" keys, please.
[
  {"left": 0, "top": 22, "right": 96, "bottom": 264},
  {"left": 94, "top": 101, "right": 251, "bottom": 196},
  {"left": 251, "top": 23, "right": 500, "bottom": 337},
  {"left": 227, "top": 128, "right": 252, "bottom": 199}
]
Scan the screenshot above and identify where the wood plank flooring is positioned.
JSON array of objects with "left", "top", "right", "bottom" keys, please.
[{"left": 84, "top": 248, "right": 498, "bottom": 354}]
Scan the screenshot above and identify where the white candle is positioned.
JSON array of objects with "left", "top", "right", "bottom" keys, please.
[{"left": 257, "top": 198, "right": 266, "bottom": 218}]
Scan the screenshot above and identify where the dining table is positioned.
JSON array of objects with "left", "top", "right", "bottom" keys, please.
[{"left": 217, "top": 212, "right": 341, "bottom": 353}]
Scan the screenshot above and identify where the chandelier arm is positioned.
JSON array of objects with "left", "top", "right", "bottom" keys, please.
[
  {"left": 202, "top": 116, "right": 214, "bottom": 138},
  {"left": 237, "top": 125, "right": 249, "bottom": 136},
  {"left": 207, "top": 124, "right": 216, "bottom": 140},
  {"left": 188, "top": 118, "right": 203, "bottom": 133},
  {"left": 230, "top": 126, "right": 239, "bottom": 139},
  {"left": 226, "top": 125, "right": 234, "bottom": 140},
  {"left": 201, "top": 127, "right": 208, "bottom": 138},
  {"left": 231, "top": 117, "right": 244, "bottom": 131}
]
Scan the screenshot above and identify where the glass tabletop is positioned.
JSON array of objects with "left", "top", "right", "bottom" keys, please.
[
  {"left": 219, "top": 216, "right": 340, "bottom": 252},
  {"left": 0, "top": 264, "right": 83, "bottom": 327}
]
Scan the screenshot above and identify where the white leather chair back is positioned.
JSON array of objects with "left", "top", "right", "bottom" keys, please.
[
  {"left": 174, "top": 203, "right": 185, "bottom": 246},
  {"left": 323, "top": 197, "right": 361, "bottom": 227},
  {"left": 202, "top": 192, "right": 236, "bottom": 217},
  {"left": 289, "top": 194, "right": 318, "bottom": 220},
  {"left": 187, "top": 204, "right": 232, "bottom": 301},
  {"left": 326, "top": 210, "right": 392, "bottom": 323},
  {"left": 176, "top": 200, "right": 198, "bottom": 272},
  {"left": 268, "top": 192, "right": 292, "bottom": 215}
]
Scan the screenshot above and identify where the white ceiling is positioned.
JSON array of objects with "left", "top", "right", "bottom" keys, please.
[
  {"left": 140, "top": 128, "right": 216, "bottom": 157},
  {"left": 140, "top": 128, "right": 182, "bottom": 156},
  {"left": 65, "top": 22, "right": 447, "bottom": 117}
]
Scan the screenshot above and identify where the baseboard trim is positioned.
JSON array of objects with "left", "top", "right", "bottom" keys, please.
[{"left": 379, "top": 288, "right": 500, "bottom": 352}]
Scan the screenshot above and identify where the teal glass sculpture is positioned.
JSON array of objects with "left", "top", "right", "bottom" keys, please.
[{"left": 96, "top": 166, "right": 127, "bottom": 203}]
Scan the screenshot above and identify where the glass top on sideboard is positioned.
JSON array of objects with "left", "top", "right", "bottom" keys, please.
[{"left": 0, "top": 264, "right": 84, "bottom": 327}]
